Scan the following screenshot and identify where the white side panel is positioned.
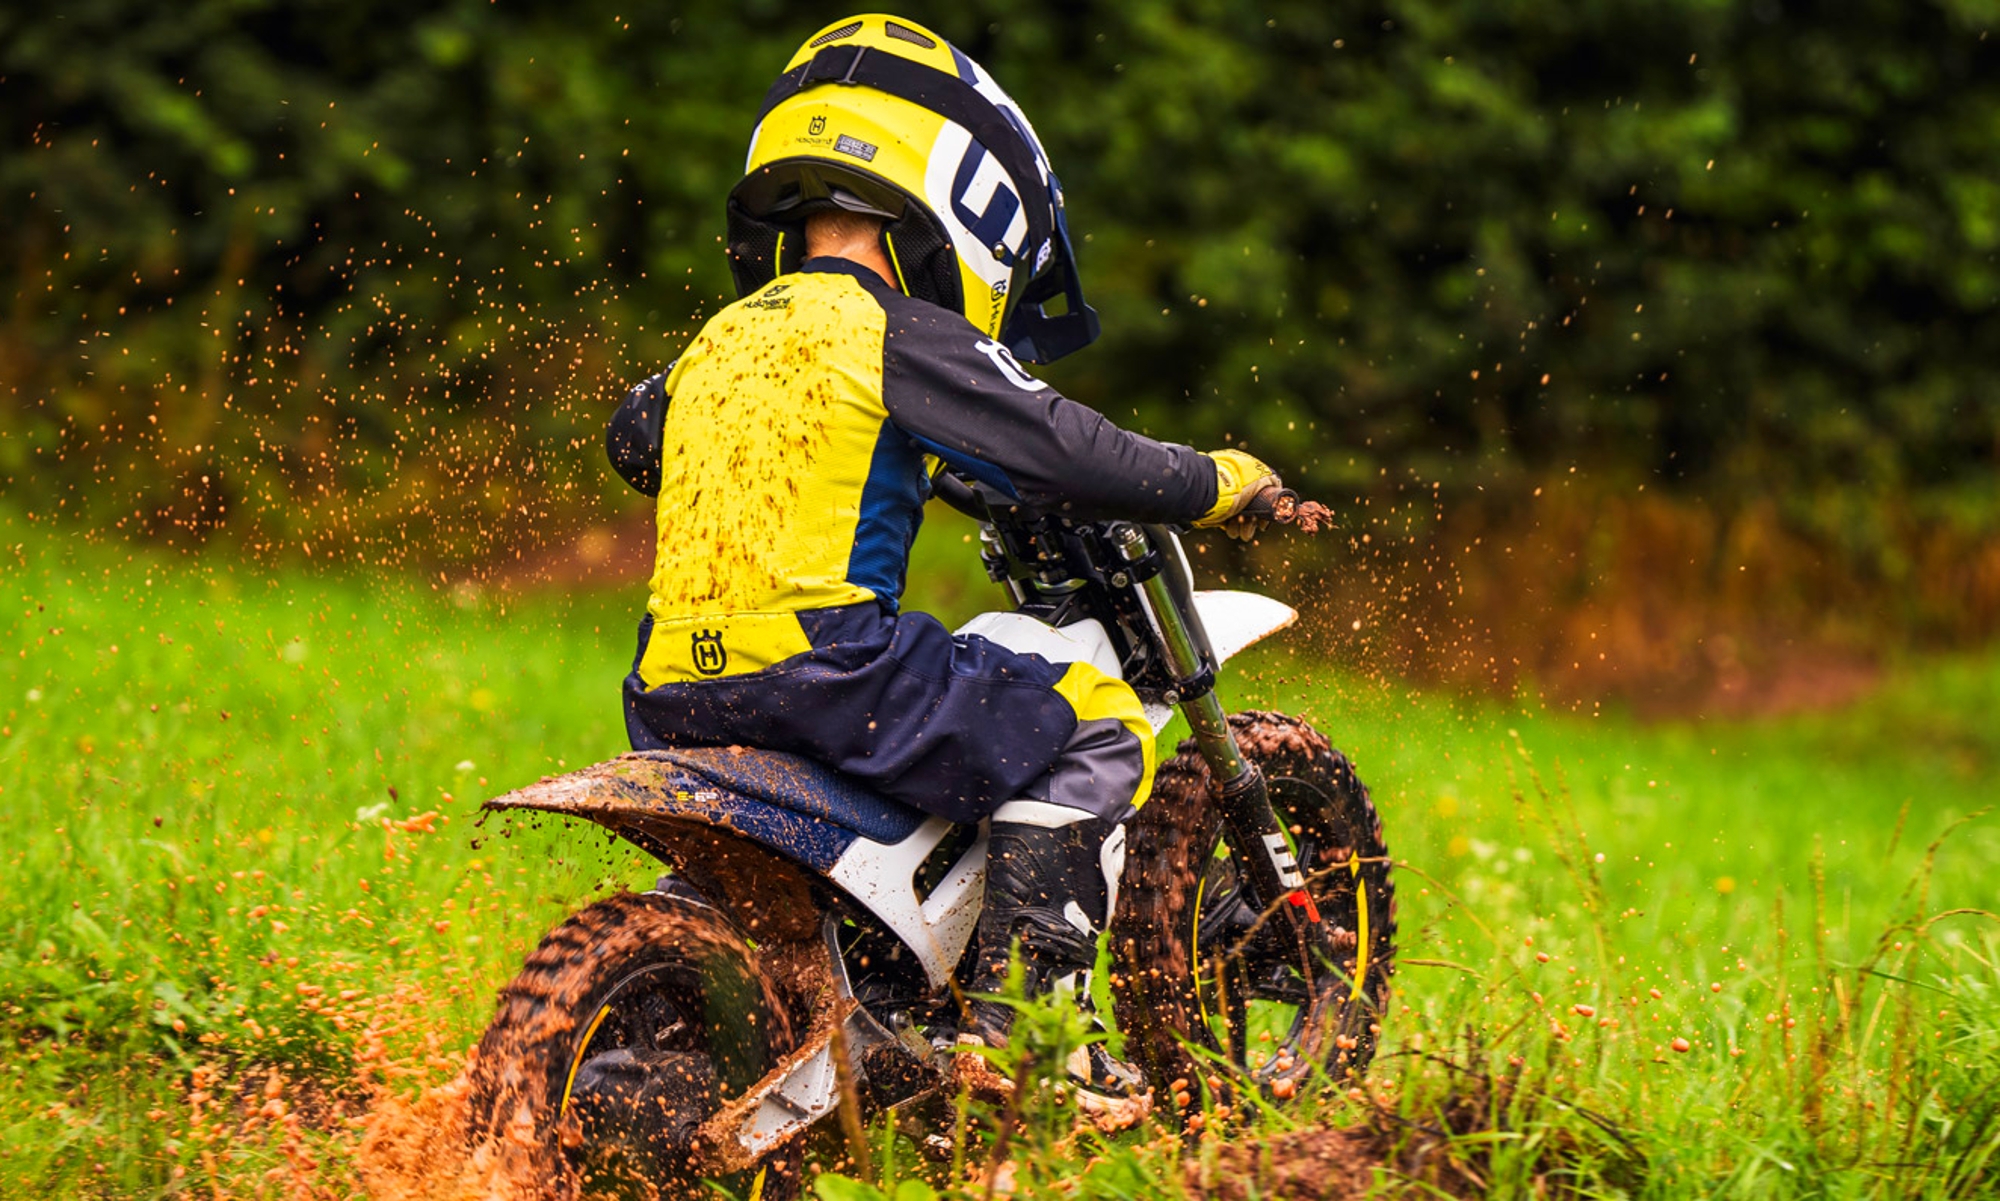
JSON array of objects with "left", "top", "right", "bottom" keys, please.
[
  {"left": 955, "top": 611, "right": 1122, "bottom": 677},
  {"left": 918, "top": 834, "right": 987, "bottom": 973},
  {"left": 826, "top": 817, "right": 954, "bottom": 987}
]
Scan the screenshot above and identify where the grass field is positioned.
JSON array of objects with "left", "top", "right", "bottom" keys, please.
[{"left": 3, "top": 511, "right": 1998, "bottom": 1198}]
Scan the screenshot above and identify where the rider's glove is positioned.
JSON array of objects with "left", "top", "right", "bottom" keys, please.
[{"left": 1196, "top": 448, "right": 1281, "bottom": 542}]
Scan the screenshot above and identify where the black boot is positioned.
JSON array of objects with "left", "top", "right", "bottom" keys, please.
[
  {"left": 961, "top": 817, "right": 1113, "bottom": 1046},
  {"left": 956, "top": 816, "right": 1152, "bottom": 1127}
]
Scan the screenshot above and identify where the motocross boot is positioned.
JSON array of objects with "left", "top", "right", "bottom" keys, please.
[{"left": 955, "top": 806, "right": 1151, "bottom": 1128}]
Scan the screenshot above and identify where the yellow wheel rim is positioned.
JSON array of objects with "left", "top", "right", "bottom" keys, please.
[
  {"left": 558, "top": 1002, "right": 615, "bottom": 1119},
  {"left": 1349, "top": 851, "right": 1369, "bottom": 1001}
]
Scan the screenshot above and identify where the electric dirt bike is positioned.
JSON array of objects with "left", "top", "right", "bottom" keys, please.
[{"left": 466, "top": 481, "right": 1396, "bottom": 1198}]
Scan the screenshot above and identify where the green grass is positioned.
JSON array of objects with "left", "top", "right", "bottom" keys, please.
[{"left": 2, "top": 512, "right": 1997, "bottom": 1198}]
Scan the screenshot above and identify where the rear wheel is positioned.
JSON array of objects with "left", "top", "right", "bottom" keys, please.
[
  {"left": 465, "top": 891, "right": 801, "bottom": 1200},
  {"left": 1115, "top": 711, "right": 1395, "bottom": 1103}
]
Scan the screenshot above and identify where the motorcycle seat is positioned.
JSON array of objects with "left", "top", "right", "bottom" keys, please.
[{"left": 637, "top": 746, "right": 930, "bottom": 846}]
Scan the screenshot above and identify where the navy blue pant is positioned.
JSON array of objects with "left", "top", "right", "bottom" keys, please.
[{"left": 623, "top": 604, "right": 1152, "bottom": 826}]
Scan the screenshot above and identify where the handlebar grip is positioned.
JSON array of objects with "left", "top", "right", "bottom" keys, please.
[
  {"left": 931, "top": 468, "right": 985, "bottom": 520},
  {"left": 1243, "top": 486, "right": 1300, "bottom": 524}
]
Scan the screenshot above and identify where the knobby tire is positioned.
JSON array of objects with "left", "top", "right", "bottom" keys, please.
[
  {"left": 464, "top": 891, "right": 801, "bottom": 1200},
  {"left": 1114, "top": 710, "right": 1397, "bottom": 1105}
]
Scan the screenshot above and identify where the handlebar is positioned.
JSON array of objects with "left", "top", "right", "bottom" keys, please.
[
  {"left": 1244, "top": 485, "right": 1332, "bottom": 533},
  {"left": 1243, "top": 486, "right": 1300, "bottom": 524},
  {"left": 929, "top": 468, "right": 986, "bottom": 521}
]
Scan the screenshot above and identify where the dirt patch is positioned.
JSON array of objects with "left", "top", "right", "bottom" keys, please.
[
  {"left": 1268, "top": 486, "right": 1916, "bottom": 721},
  {"left": 1675, "top": 638, "right": 1880, "bottom": 719},
  {"left": 1192, "top": 1126, "right": 1388, "bottom": 1200},
  {"left": 1185, "top": 1101, "right": 1519, "bottom": 1200}
]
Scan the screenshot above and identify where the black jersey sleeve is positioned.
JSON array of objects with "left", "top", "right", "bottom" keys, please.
[
  {"left": 877, "top": 298, "right": 1217, "bottom": 523},
  {"left": 605, "top": 371, "right": 670, "bottom": 497}
]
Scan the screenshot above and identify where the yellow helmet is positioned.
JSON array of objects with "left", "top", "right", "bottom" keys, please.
[{"left": 728, "top": 14, "right": 1100, "bottom": 363}]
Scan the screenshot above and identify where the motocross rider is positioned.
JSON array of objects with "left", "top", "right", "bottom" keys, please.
[{"left": 605, "top": 14, "right": 1280, "bottom": 1104}]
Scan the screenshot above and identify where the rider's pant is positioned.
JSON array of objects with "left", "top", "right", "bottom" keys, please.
[{"left": 622, "top": 601, "right": 1155, "bottom": 827}]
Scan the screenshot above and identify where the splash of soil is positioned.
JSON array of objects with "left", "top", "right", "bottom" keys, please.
[
  {"left": 1287, "top": 499, "right": 1336, "bottom": 534},
  {"left": 341, "top": 976, "right": 551, "bottom": 1201},
  {"left": 356, "top": 1056, "right": 559, "bottom": 1201}
]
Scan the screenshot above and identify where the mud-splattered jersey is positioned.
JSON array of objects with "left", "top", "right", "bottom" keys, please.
[{"left": 606, "top": 256, "right": 1217, "bottom": 687}]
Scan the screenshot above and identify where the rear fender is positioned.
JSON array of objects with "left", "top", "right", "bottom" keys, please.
[
  {"left": 485, "top": 755, "right": 983, "bottom": 973},
  {"left": 483, "top": 757, "right": 828, "bottom": 943}
]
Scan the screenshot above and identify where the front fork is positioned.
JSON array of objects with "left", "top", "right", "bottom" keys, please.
[{"left": 1114, "top": 526, "right": 1329, "bottom": 943}]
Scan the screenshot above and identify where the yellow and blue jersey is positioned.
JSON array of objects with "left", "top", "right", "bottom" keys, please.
[
  {"left": 608, "top": 257, "right": 1216, "bottom": 688},
  {"left": 608, "top": 256, "right": 1212, "bottom": 823}
]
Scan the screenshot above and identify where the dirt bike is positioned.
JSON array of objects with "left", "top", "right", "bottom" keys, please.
[{"left": 467, "top": 481, "right": 1396, "bottom": 1198}]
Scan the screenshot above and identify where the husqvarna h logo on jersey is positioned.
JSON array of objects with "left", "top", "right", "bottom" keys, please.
[
  {"left": 691, "top": 630, "right": 727, "bottom": 676},
  {"left": 743, "top": 283, "right": 792, "bottom": 311},
  {"left": 973, "top": 338, "right": 1044, "bottom": 391}
]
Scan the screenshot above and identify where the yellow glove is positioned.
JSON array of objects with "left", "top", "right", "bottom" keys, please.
[{"left": 1196, "top": 449, "right": 1281, "bottom": 541}]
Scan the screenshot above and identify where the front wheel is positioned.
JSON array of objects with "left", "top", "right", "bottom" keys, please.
[
  {"left": 464, "top": 891, "right": 801, "bottom": 1200},
  {"left": 1114, "top": 711, "right": 1396, "bottom": 1101}
]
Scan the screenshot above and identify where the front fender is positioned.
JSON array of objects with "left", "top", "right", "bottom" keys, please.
[
  {"left": 1138, "top": 590, "right": 1298, "bottom": 732},
  {"left": 1196, "top": 589, "right": 1297, "bottom": 665}
]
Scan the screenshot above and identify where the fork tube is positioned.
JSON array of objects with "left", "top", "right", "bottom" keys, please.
[
  {"left": 1114, "top": 523, "right": 1244, "bottom": 780},
  {"left": 1123, "top": 530, "right": 1318, "bottom": 924},
  {"left": 1182, "top": 692, "right": 1246, "bottom": 781},
  {"left": 1131, "top": 572, "right": 1246, "bottom": 782}
]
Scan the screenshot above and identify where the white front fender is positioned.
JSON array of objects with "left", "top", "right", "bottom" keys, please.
[
  {"left": 959, "top": 592, "right": 1296, "bottom": 736},
  {"left": 1195, "top": 589, "right": 1299, "bottom": 666},
  {"left": 1135, "top": 590, "right": 1298, "bottom": 732}
]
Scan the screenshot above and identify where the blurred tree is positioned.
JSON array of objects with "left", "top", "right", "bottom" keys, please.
[{"left": 2, "top": 0, "right": 1996, "bottom": 606}]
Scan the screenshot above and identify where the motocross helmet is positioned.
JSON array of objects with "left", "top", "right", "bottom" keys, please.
[{"left": 728, "top": 14, "right": 1100, "bottom": 364}]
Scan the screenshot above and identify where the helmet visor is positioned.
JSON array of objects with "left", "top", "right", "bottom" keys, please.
[
  {"left": 1002, "top": 178, "right": 1099, "bottom": 364},
  {"left": 733, "top": 159, "right": 910, "bottom": 223}
]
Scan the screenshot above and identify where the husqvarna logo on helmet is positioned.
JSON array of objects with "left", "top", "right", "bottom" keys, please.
[
  {"left": 974, "top": 339, "right": 1044, "bottom": 392},
  {"left": 691, "top": 630, "right": 727, "bottom": 676},
  {"left": 808, "top": 114, "right": 827, "bottom": 136}
]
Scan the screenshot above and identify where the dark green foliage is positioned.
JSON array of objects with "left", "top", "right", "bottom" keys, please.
[
  {"left": 1022, "top": 2, "right": 2000, "bottom": 517},
  {"left": 3, "top": 0, "right": 1996, "bottom": 565}
]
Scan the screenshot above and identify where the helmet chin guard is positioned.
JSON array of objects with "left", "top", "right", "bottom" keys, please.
[{"left": 729, "top": 15, "right": 1100, "bottom": 364}]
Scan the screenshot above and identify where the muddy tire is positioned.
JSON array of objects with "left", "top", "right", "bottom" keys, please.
[
  {"left": 465, "top": 891, "right": 801, "bottom": 1200},
  {"left": 1114, "top": 711, "right": 1395, "bottom": 1101}
]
